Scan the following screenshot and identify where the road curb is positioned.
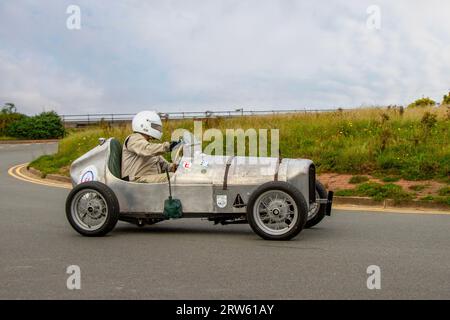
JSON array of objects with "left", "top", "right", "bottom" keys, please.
[
  {"left": 26, "top": 166, "right": 72, "bottom": 184},
  {"left": 334, "top": 196, "right": 449, "bottom": 212}
]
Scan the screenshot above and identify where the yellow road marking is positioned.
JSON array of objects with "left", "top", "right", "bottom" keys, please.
[{"left": 8, "top": 163, "right": 72, "bottom": 189}]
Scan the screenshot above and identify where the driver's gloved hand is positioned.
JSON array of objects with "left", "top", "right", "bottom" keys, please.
[{"left": 169, "top": 140, "right": 181, "bottom": 151}]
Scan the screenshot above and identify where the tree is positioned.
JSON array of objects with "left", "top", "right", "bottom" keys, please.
[{"left": 1, "top": 103, "right": 17, "bottom": 114}]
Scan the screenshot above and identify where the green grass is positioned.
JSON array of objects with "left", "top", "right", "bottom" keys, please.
[
  {"left": 438, "top": 186, "right": 450, "bottom": 196},
  {"left": 30, "top": 106, "right": 450, "bottom": 182},
  {"left": 382, "top": 176, "right": 400, "bottom": 182},
  {"left": 348, "top": 175, "right": 370, "bottom": 184},
  {"left": 421, "top": 195, "right": 450, "bottom": 205},
  {"left": 408, "top": 185, "right": 427, "bottom": 192},
  {"left": 334, "top": 189, "right": 358, "bottom": 197},
  {"left": 335, "top": 182, "right": 414, "bottom": 202}
]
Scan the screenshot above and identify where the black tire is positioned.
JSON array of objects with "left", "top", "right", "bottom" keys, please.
[
  {"left": 66, "top": 181, "right": 120, "bottom": 237},
  {"left": 305, "top": 181, "right": 327, "bottom": 229},
  {"left": 247, "top": 181, "right": 308, "bottom": 241}
]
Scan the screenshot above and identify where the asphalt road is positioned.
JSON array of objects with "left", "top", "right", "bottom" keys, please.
[{"left": 0, "top": 143, "right": 449, "bottom": 299}]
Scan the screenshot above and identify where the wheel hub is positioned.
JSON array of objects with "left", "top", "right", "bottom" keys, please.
[
  {"left": 86, "top": 199, "right": 105, "bottom": 219},
  {"left": 267, "top": 199, "right": 287, "bottom": 221}
]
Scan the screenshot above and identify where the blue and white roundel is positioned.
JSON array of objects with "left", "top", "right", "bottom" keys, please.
[{"left": 79, "top": 166, "right": 98, "bottom": 184}]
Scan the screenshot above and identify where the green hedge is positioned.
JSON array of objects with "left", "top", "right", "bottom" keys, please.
[
  {"left": 0, "top": 112, "right": 26, "bottom": 136},
  {"left": 6, "top": 111, "right": 65, "bottom": 139}
]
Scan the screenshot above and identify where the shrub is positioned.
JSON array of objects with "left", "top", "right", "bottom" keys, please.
[
  {"left": 7, "top": 111, "right": 65, "bottom": 139},
  {"left": 0, "top": 103, "right": 26, "bottom": 136},
  {"left": 408, "top": 97, "right": 436, "bottom": 108}
]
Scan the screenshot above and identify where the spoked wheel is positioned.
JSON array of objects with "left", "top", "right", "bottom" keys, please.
[
  {"left": 305, "top": 181, "right": 327, "bottom": 229},
  {"left": 66, "top": 182, "right": 119, "bottom": 236},
  {"left": 247, "top": 181, "right": 308, "bottom": 240}
]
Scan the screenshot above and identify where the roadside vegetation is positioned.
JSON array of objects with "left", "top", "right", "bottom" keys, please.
[
  {"left": 30, "top": 104, "right": 448, "bottom": 172},
  {"left": 335, "top": 182, "right": 414, "bottom": 202},
  {"left": 0, "top": 103, "right": 65, "bottom": 139}
]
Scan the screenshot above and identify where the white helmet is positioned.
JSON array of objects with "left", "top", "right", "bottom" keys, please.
[{"left": 132, "top": 111, "right": 163, "bottom": 140}]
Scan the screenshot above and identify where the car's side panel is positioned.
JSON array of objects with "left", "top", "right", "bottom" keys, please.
[
  {"left": 106, "top": 172, "right": 215, "bottom": 213},
  {"left": 71, "top": 139, "right": 314, "bottom": 215},
  {"left": 70, "top": 141, "right": 109, "bottom": 186}
]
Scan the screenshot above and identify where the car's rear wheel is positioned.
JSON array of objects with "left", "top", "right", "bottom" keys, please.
[
  {"left": 247, "top": 181, "right": 308, "bottom": 240},
  {"left": 305, "top": 181, "right": 327, "bottom": 229},
  {"left": 66, "top": 181, "right": 119, "bottom": 236}
]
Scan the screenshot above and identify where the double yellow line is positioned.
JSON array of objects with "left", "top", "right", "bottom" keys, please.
[{"left": 8, "top": 163, "right": 72, "bottom": 189}]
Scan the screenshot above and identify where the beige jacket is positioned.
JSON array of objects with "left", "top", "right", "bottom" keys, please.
[{"left": 121, "top": 133, "right": 171, "bottom": 181}]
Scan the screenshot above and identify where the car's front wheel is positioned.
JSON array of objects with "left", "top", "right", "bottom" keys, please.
[
  {"left": 66, "top": 181, "right": 119, "bottom": 236},
  {"left": 247, "top": 181, "right": 308, "bottom": 240}
]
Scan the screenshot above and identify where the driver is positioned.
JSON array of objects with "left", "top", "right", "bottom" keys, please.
[{"left": 121, "top": 111, "right": 179, "bottom": 183}]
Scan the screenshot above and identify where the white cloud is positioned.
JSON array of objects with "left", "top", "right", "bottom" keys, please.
[
  {"left": 0, "top": 51, "right": 105, "bottom": 115},
  {"left": 120, "top": 0, "right": 450, "bottom": 108}
]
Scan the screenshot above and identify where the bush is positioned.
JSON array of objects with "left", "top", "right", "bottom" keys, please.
[
  {"left": 408, "top": 97, "right": 436, "bottom": 108},
  {"left": 7, "top": 111, "right": 65, "bottom": 139},
  {"left": 0, "top": 113, "right": 26, "bottom": 136},
  {"left": 0, "top": 103, "right": 26, "bottom": 136}
]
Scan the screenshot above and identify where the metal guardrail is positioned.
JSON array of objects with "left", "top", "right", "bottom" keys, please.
[{"left": 60, "top": 108, "right": 338, "bottom": 125}]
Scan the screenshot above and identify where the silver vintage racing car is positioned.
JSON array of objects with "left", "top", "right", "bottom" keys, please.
[{"left": 65, "top": 133, "right": 333, "bottom": 240}]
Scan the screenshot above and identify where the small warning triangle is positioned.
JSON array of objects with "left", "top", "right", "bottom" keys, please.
[{"left": 233, "top": 194, "right": 245, "bottom": 208}]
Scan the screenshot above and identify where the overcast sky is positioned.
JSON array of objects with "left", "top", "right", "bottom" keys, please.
[{"left": 1, "top": 0, "right": 449, "bottom": 115}]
